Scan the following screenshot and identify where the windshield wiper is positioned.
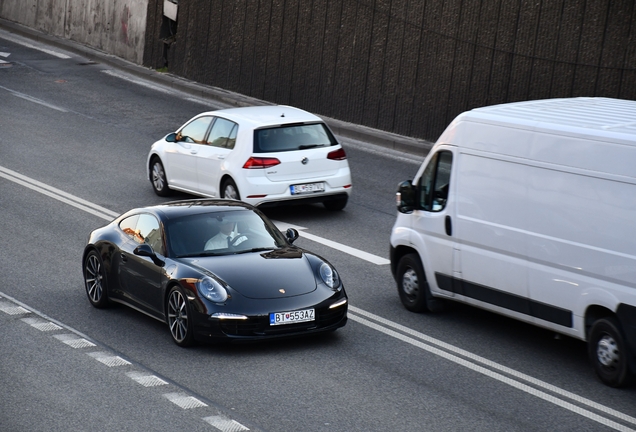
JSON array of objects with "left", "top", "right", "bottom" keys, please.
[
  {"left": 232, "top": 247, "right": 275, "bottom": 255},
  {"left": 177, "top": 251, "right": 224, "bottom": 258},
  {"left": 298, "top": 144, "right": 322, "bottom": 149}
]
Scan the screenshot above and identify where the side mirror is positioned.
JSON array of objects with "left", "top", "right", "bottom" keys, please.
[
  {"left": 396, "top": 180, "right": 415, "bottom": 214},
  {"left": 165, "top": 132, "right": 177, "bottom": 143},
  {"left": 134, "top": 244, "right": 165, "bottom": 267},
  {"left": 285, "top": 228, "right": 299, "bottom": 243}
]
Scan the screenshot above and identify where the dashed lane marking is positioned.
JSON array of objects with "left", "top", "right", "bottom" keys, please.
[
  {"left": 53, "top": 333, "right": 97, "bottom": 349},
  {"left": 88, "top": 351, "right": 132, "bottom": 367},
  {"left": 21, "top": 317, "right": 62, "bottom": 332},
  {"left": 126, "top": 371, "right": 169, "bottom": 387},
  {"left": 0, "top": 301, "right": 30, "bottom": 315},
  {"left": 1, "top": 292, "right": 254, "bottom": 429},
  {"left": 203, "top": 415, "right": 250, "bottom": 431},
  {"left": 164, "top": 392, "right": 208, "bottom": 409}
]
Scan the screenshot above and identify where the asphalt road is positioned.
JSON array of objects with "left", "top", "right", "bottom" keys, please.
[{"left": 1, "top": 27, "right": 635, "bottom": 432}]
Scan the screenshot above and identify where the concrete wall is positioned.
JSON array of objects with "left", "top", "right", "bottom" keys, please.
[
  {"left": 0, "top": 0, "right": 147, "bottom": 64},
  {"left": 143, "top": 0, "right": 636, "bottom": 142}
]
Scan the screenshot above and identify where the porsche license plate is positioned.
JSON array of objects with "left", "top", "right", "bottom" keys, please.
[
  {"left": 270, "top": 308, "right": 315, "bottom": 326},
  {"left": 290, "top": 182, "right": 325, "bottom": 195}
]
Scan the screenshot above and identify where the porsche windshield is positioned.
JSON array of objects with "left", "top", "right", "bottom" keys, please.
[{"left": 166, "top": 210, "right": 287, "bottom": 257}]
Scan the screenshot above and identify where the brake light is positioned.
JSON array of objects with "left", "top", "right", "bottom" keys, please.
[
  {"left": 243, "top": 157, "right": 281, "bottom": 169},
  {"left": 327, "top": 148, "right": 347, "bottom": 160}
]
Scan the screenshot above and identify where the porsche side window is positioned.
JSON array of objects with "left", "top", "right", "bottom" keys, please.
[
  {"left": 207, "top": 118, "right": 238, "bottom": 149},
  {"left": 119, "top": 215, "right": 140, "bottom": 241},
  {"left": 136, "top": 214, "right": 164, "bottom": 256},
  {"left": 418, "top": 150, "right": 452, "bottom": 212},
  {"left": 177, "top": 116, "right": 213, "bottom": 144}
]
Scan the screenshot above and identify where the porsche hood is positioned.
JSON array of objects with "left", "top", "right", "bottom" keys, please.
[{"left": 184, "top": 248, "right": 318, "bottom": 299}]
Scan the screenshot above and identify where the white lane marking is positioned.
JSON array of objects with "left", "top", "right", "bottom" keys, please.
[
  {"left": 126, "top": 372, "right": 168, "bottom": 387},
  {"left": 88, "top": 351, "right": 132, "bottom": 367},
  {"left": 102, "top": 70, "right": 176, "bottom": 95},
  {"left": 2, "top": 292, "right": 248, "bottom": 427},
  {"left": 0, "top": 165, "right": 118, "bottom": 220},
  {"left": 0, "top": 52, "right": 10, "bottom": 57},
  {"left": 0, "top": 85, "right": 68, "bottom": 112},
  {"left": 0, "top": 301, "right": 30, "bottom": 315},
  {"left": 102, "top": 70, "right": 224, "bottom": 108},
  {"left": 54, "top": 334, "right": 97, "bottom": 349},
  {"left": 203, "top": 415, "right": 250, "bottom": 431},
  {"left": 164, "top": 392, "right": 208, "bottom": 409},
  {"left": 21, "top": 317, "right": 62, "bottom": 332},
  {"left": 0, "top": 164, "right": 387, "bottom": 265},
  {"left": 348, "top": 307, "right": 636, "bottom": 430},
  {"left": 273, "top": 221, "right": 389, "bottom": 265},
  {"left": 0, "top": 32, "right": 71, "bottom": 58}
]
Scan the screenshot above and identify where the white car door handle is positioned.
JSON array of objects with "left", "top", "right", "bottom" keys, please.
[
  {"left": 190, "top": 150, "right": 198, "bottom": 154},
  {"left": 215, "top": 155, "right": 225, "bottom": 160}
]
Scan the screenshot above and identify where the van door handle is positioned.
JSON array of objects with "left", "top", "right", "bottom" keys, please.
[{"left": 445, "top": 215, "right": 452, "bottom": 236}]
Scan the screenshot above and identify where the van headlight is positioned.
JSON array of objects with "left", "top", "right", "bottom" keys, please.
[
  {"left": 320, "top": 263, "right": 341, "bottom": 290},
  {"left": 197, "top": 276, "right": 228, "bottom": 303}
]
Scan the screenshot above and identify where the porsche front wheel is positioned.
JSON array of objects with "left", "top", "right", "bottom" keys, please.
[
  {"left": 167, "top": 286, "right": 195, "bottom": 347},
  {"left": 83, "top": 250, "right": 110, "bottom": 308}
]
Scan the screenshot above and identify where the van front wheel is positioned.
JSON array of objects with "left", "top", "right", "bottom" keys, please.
[
  {"left": 589, "top": 317, "right": 633, "bottom": 387},
  {"left": 396, "top": 254, "right": 443, "bottom": 313}
]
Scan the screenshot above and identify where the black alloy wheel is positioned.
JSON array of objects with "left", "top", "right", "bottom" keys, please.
[
  {"left": 167, "top": 286, "right": 195, "bottom": 347},
  {"left": 150, "top": 157, "right": 170, "bottom": 197},
  {"left": 83, "top": 250, "right": 110, "bottom": 308},
  {"left": 589, "top": 317, "right": 634, "bottom": 387}
]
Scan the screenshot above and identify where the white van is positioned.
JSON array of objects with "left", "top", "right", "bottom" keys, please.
[{"left": 389, "top": 97, "right": 636, "bottom": 387}]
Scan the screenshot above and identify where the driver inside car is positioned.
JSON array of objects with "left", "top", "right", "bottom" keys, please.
[{"left": 204, "top": 218, "right": 247, "bottom": 250}]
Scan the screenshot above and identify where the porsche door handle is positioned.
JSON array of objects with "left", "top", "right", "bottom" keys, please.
[{"left": 120, "top": 253, "right": 127, "bottom": 262}]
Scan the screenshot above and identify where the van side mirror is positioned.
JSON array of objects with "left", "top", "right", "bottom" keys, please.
[{"left": 396, "top": 180, "right": 415, "bottom": 213}]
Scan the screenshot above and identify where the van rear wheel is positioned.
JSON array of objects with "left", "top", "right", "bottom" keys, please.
[
  {"left": 396, "top": 254, "right": 443, "bottom": 313},
  {"left": 589, "top": 317, "right": 633, "bottom": 387}
]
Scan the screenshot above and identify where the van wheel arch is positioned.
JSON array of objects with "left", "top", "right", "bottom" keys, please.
[{"left": 396, "top": 253, "right": 445, "bottom": 313}]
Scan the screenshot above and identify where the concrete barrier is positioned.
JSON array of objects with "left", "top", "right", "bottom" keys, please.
[{"left": 0, "top": 0, "right": 147, "bottom": 64}]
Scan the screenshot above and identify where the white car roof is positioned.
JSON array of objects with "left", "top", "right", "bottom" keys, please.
[{"left": 201, "top": 105, "right": 324, "bottom": 129}]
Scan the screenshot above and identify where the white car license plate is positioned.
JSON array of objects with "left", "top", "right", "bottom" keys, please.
[
  {"left": 290, "top": 182, "right": 325, "bottom": 195},
  {"left": 269, "top": 308, "right": 315, "bottom": 326}
]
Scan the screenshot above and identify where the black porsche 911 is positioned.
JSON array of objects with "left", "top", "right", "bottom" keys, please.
[{"left": 82, "top": 199, "right": 347, "bottom": 346}]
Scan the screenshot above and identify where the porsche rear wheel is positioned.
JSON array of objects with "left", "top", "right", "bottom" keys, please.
[
  {"left": 167, "top": 286, "right": 195, "bottom": 347},
  {"left": 83, "top": 250, "right": 110, "bottom": 308}
]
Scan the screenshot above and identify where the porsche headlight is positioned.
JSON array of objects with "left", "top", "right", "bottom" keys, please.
[
  {"left": 319, "top": 263, "right": 341, "bottom": 290},
  {"left": 197, "top": 276, "right": 228, "bottom": 303}
]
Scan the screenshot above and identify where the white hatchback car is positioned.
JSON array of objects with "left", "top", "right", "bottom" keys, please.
[{"left": 147, "top": 105, "right": 352, "bottom": 210}]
